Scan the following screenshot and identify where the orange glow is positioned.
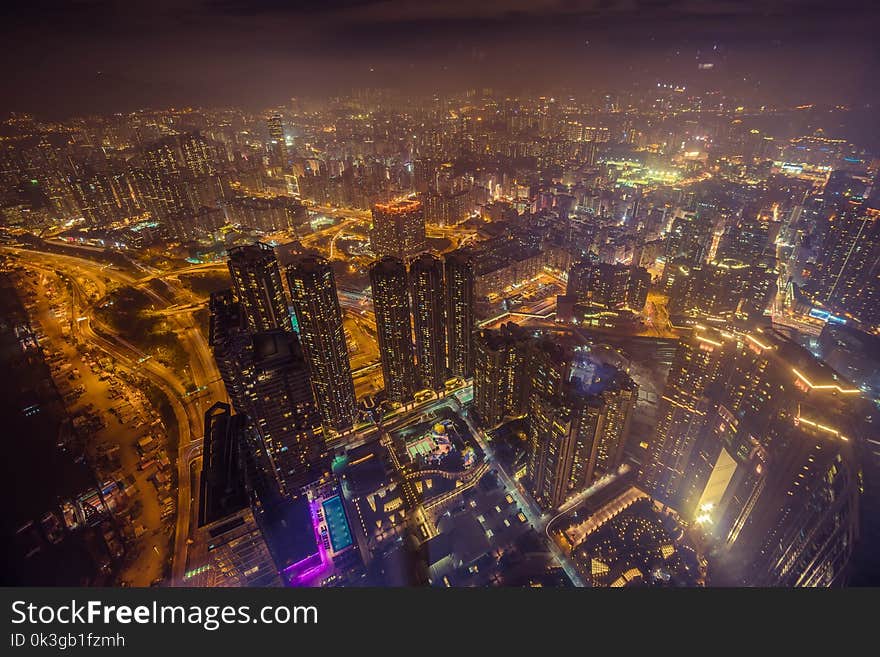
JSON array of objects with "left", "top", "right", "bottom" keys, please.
[
  {"left": 696, "top": 334, "right": 724, "bottom": 347},
  {"left": 746, "top": 334, "right": 773, "bottom": 351},
  {"left": 373, "top": 198, "right": 422, "bottom": 214},
  {"left": 795, "top": 415, "right": 849, "bottom": 442},
  {"left": 791, "top": 368, "right": 860, "bottom": 394}
]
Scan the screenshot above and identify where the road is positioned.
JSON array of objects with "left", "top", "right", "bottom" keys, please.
[
  {"left": 21, "top": 267, "right": 171, "bottom": 585},
  {"left": 1, "top": 244, "right": 223, "bottom": 585},
  {"left": 454, "top": 400, "right": 586, "bottom": 586},
  {"left": 333, "top": 386, "right": 588, "bottom": 586}
]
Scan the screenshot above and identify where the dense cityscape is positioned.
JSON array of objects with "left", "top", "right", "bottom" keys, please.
[{"left": 1, "top": 3, "right": 878, "bottom": 590}]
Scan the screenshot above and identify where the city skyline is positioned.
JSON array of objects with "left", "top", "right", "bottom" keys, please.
[
  {"left": 1, "top": 1, "right": 879, "bottom": 591},
  {"left": 1, "top": 2, "right": 879, "bottom": 122}
]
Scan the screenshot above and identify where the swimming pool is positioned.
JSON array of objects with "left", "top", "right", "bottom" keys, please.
[{"left": 321, "top": 495, "right": 353, "bottom": 553}]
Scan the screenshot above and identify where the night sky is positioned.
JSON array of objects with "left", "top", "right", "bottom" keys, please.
[{"left": 1, "top": 0, "right": 878, "bottom": 116}]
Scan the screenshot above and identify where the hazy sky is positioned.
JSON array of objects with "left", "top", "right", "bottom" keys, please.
[{"left": 1, "top": 0, "right": 878, "bottom": 116}]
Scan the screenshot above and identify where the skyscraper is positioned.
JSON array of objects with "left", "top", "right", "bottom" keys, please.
[
  {"left": 370, "top": 256, "right": 416, "bottom": 404},
  {"left": 640, "top": 328, "right": 733, "bottom": 508},
  {"left": 192, "top": 402, "right": 281, "bottom": 587},
  {"left": 444, "top": 251, "right": 475, "bottom": 379},
  {"left": 472, "top": 323, "right": 570, "bottom": 429},
  {"left": 473, "top": 324, "right": 525, "bottom": 427},
  {"left": 409, "top": 253, "right": 446, "bottom": 391},
  {"left": 528, "top": 361, "right": 637, "bottom": 510},
  {"left": 227, "top": 243, "right": 291, "bottom": 333},
  {"left": 285, "top": 255, "right": 357, "bottom": 433},
  {"left": 267, "top": 113, "right": 287, "bottom": 167},
  {"left": 627, "top": 266, "right": 651, "bottom": 312},
  {"left": 240, "top": 330, "right": 325, "bottom": 497},
  {"left": 673, "top": 403, "right": 767, "bottom": 526},
  {"left": 208, "top": 289, "right": 251, "bottom": 412},
  {"left": 566, "top": 261, "right": 631, "bottom": 309},
  {"left": 716, "top": 415, "right": 859, "bottom": 587},
  {"left": 369, "top": 198, "right": 427, "bottom": 260},
  {"left": 179, "top": 131, "right": 217, "bottom": 177},
  {"left": 662, "top": 212, "right": 714, "bottom": 286},
  {"left": 816, "top": 204, "right": 880, "bottom": 327},
  {"left": 637, "top": 324, "right": 865, "bottom": 585}
]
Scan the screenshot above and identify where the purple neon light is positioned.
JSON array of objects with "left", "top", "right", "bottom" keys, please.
[{"left": 282, "top": 498, "right": 332, "bottom": 586}]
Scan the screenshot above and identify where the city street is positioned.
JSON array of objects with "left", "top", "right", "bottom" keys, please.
[{"left": 1, "top": 244, "right": 221, "bottom": 585}]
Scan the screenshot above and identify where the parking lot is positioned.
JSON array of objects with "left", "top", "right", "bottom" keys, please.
[{"left": 19, "top": 267, "right": 176, "bottom": 586}]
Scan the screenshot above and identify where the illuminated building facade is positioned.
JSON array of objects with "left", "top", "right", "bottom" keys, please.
[
  {"left": 662, "top": 212, "right": 714, "bottom": 286},
  {"left": 640, "top": 324, "right": 864, "bottom": 585},
  {"left": 668, "top": 259, "right": 775, "bottom": 320},
  {"left": 712, "top": 416, "right": 859, "bottom": 587},
  {"left": 68, "top": 172, "right": 133, "bottom": 227},
  {"left": 444, "top": 251, "right": 475, "bottom": 379},
  {"left": 370, "top": 256, "right": 416, "bottom": 403},
  {"left": 743, "top": 430, "right": 858, "bottom": 586},
  {"left": 674, "top": 403, "right": 768, "bottom": 526},
  {"left": 408, "top": 253, "right": 446, "bottom": 391},
  {"left": 227, "top": 196, "right": 307, "bottom": 233},
  {"left": 566, "top": 260, "right": 650, "bottom": 313},
  {"left": 227, "top": 243, "right": 291, "bottom": 333},
  {"left": 528, "top": 362, "right": 637, "bottom": 510},
  {"left": 716, "top": 214, "right": 771, "bottom": 264},
  {"left": 422, "top": 189, "right": 471, "bottom": 226},
  {"left": 815, "top": 205, "right": 880, "bottom": 328},
  {"left": 193, "top": 403, "right": 281, "bottom": 587},
  {"left": 627, "top": 266, "right": 651, "bottom": 312},
  {"left": 473, "top": 323, "right": 583, "bottom": 431},
  {"left": 473, "top": 324, "right": 527, "bottom": 427},
  {"left": 285, "top": 255, "right": 357, "bottom": 433},
  {"left": 369, "top": 198, "right": 427, "bottom": 260},
  {"left": 208, "top": 289, "right": 251, "bottom": 411},
  {"left": 640, "top": 328, "right": 733, "bottom": 509},
  {"left": 267, "top": 113, "right": 287, "bottom": 167},
  {"left": 239, "top": 330, "right": 325, "bottom": 497}
]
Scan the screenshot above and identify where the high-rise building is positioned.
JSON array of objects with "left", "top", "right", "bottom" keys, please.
[
  {"left": 240, "top": 330, "right": 325, "bottom": 497},
  {"left": 627, "top": 266, "right": 651, "bottom": 312},
  {"left": 714, "top": 414, "right": 859, "bottom": 587},
  {"left": 370, "top": 256, "right": 416, "bottom": 403},
  {"left": 528, "top": 361, "right": 637, "bottom": 510},
  {"left": 815, "top": 204, "right": 880, "bottom": 328},
  {"left": 473, "top": 326, "right": 522, "bottom": 427},
  {"left": 192, "top": 402, "right": 281, "bottom": 587},
  {"left": 409, "top": 253, "right": 446, "bottom": 391},
  {"left": 179, "top": 132, "right": 217, "bottom": 177},
  {"left": 267, "top": 113, "right": 287, "bottom": 167},
  {"left": 68, "top": 172, "right": 132, "bottom": 227},
  {"left": 584, "top": 140, "right": 598, "bottom": 167},
  {"left": 717, "top": 214, "right": 770, "bottom": 264},
  {"left": 817, "top": 322, "right": 880, "bottom": 399},
  {"left": 742, "top": 428, "right": 858, "bottom": 587},
  {"left": 672, "top": 403, "right": 767, "bottom": 526},
  {"left": 227, "top": 243, "right": 291, "bottom": 333},
  {"left": 637, "top": 324, "right": 865, "bottom": 585},
  {"left": 444, "top": 251, "right": 475, "bottom": 379},
  {"left": 519, "top": 336, "right": 571, "bottom": 414},
  {"left": 208, "top": 289, "right": 251, "bottom": 411},
  {"left": 421, "top": 189, "right": 471, "bottom": 226},
  {"left": 369, "top": 198, "right": 427, "bottom": 260},
  {"left": 667, "top": 257, "right": 777, "bottom": 321},
  {"left": 285, "top": 255, "right": 357, "bottom": 432},
  {"left": 662, "top": 212, "right": 714, "bottom": 286},
  {"left": 472, "top": 323, "right": 571, "bottom": 429},
  {"left": 566, "top": 261, "right": 631, "bottom": 309},
  {"left": 640, "top": 328, "right": 734, "bottom": 508}
]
